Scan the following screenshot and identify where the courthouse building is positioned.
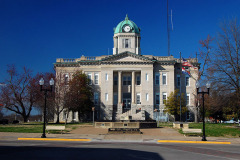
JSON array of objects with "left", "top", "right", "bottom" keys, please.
[{"left": 54, "top": 15, "right": 199, "bottom": 122}]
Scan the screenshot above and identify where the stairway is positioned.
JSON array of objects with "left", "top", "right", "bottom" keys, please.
[{"left": 117, "top": 109, "right": 145, "bottom": 121}]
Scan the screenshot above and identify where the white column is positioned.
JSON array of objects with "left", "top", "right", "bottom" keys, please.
[
  {"left": 118, "top": 71, "right": 122, "bottom": 104},
  {"left": 132, "top": 71, "right": 135, "bottom": 104}
]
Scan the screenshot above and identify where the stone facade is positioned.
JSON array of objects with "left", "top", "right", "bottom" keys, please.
[{"left": 54, "top": 16, "right": 199, "bottom": 123}]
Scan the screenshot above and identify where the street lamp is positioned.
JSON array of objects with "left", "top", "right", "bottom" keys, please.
[
  {"left": 92, "top": 107, "right": 95, "bottom": 126},
  {"left": 196, "top": 81, "right": 210, "bottom": 141},
  {"left": 39, "top": 78, "right": 54, "bottom": 138}
]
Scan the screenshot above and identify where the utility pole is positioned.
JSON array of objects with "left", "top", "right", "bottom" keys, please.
[{"left": 167, "top": 0, "right": 170, "bottom": 56}]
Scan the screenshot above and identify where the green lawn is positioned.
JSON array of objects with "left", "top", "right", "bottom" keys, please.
[
  {"left": 188, "top": 123, "right": 240, "bottom": 137},
  {"left": 158, "top": 122, "right": 240, "bottom": 137},
  {"left": 0, "top": 122, "right": 91, "bottom": 133}
]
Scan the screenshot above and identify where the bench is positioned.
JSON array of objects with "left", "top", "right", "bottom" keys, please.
[
  {"left": 173, "top": 122, "right": 189, "bottom": 129},
  {"left": 182, "top": 128, "right": 202, "bottom": 136},
  {"left": 46, "top": 126, "right": 66, "bottom": 134}
]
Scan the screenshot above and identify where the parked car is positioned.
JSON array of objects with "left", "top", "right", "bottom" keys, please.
[{"left": 223, "top": 120, "right": 238, "bottom": 124}]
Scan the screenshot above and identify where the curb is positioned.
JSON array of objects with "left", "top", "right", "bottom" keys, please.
[
  {"left": 157, "top": 140, "right": 231, "bottom": 144},
  {"left": 18, "top": 138, "right": 91, "bottom": 142}
]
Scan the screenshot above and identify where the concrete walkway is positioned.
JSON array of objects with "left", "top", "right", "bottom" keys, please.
[{"left": 1, "top": 126, "right": 239, "bottom": 144}]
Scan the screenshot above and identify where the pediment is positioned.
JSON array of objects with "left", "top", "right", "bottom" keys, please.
[
  {"left": 101, "top": 52, "right": 153, "bottom": 63},
  {"left": 115, "top": 56, "right": 144, "bottom": 62}
]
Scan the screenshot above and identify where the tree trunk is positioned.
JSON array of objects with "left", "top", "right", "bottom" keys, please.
[
  {"left": 56, "top": 113, "right": 60, "bottom": 124},
  {"left": 23, "top": 115, "right": 28, "bottom": 122}
]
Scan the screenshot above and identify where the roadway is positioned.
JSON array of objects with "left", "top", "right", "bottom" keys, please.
[{"left": 1, "top": 140, "right": 240, "bottom": 160}]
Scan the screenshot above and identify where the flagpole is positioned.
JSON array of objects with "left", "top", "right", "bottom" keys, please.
[{"left": 180, "top": 52, "right": 182, "bottom": 122}]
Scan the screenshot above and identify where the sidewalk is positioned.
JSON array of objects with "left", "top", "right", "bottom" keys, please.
[{"left": 1, "top": 126, "right": 239, "bottom": 144}]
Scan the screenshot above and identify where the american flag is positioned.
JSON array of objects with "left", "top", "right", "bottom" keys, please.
[
  {"left": 182, "top": 57, "right": 193, "bottom": 67},
  {"left": 182, "top": 67, "right": 190, "bottom": 77}
]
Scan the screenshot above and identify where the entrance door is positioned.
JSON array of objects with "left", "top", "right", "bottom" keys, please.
[
  {"left": 123, "top": 93, "right": 131, "bottom": 110},
  {"left": 123, "top": 99, "right": 131, "bottom": 109}
]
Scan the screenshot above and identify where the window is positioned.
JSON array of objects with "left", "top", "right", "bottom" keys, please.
[
  {"left": 94, "top": 92, "right": 99, "bottom": 105},
  {"left": 187, "top": 111, "right": 191, "bottom": 120},
  {"left": 123, "top": 39, "right": 131, "bottom": 48},
  {"left": 136, "top": 93, "right": 141, "bottom": 104},
  {"left": 123, "top": 76, "right": 131, "bottom": 85},
  {"left": 146, "top": 73, "right": 149, "bottom": 81},
  {"left": 105, "top": 93, "right": 108, "bottom": 101},
  {"left": 64, "top": 74, "right": 69, "bottom": 85},
  {"left": 63, "top": 110, "right": 67, "bottom": 120},
  {"left": 186, "top": 93, "right": 190, "bottom": 105},
  {"left": 186, "top": 76, "right": 190, "bottom": 86},
  {"left": 114, "top": 76, "right": 118, "bottom": 85},
  {"left": 162, "top": 92, "right": 167, "bottom": 104},
  {"left": 105, "top": 73, "right": 108, "bottom": 81},
  {"left": 177, "top": 75, "right": 180, "bottom": 87},
  {"left": 72, "top": 112, "right": 77, "bottom": 120},
  {"left": 136, "top": 75, "right": 141, "bottom": 85},
  {"left": 155, "top": 93, "right": 160, "bottom": 105},
  {"left": 162, "top": 73, "right": 167, "bottom": 85},
  {"left": 155, "top": 73, "right": 160, "bottom": 85},
  {"left": 88, "top": 73, "right": 92, "bottom": 85},
  {"left": 146, "top": 93, "right": 149, "bottom": 101},
  {"left": 94, "top": 73, "right": 99, "bottom": 85},
  {"left": 113, "top": 93, "right": 118, "bottom": 105}
]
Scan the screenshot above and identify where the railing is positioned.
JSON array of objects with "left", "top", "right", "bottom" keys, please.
[
  {"left": 86, "top": 56, "right": 96, "bottom": 60},
  {"left": 56, "top": 58, "right": 76, "bottom": 63}
]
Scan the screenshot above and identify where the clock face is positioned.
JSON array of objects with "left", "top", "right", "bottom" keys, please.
[{"left": 124, "top": 25, "right": 131, "bottom": 32}]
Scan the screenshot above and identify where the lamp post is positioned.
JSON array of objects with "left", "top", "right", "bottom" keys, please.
[
  {"left": 196, "top": 81, "right": 210, "bottom": 141},
  {"left": 39, "top": 77, "right": 54, "bottom": 138},
  {"left": 92, "top": 107, "right": 95, "bottom": 126}
]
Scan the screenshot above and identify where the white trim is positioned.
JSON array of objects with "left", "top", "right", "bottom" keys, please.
[
  {"left": 105, "top": 73, "right": 108, "bottom": 81},
  {"left": 162, "top": 92, "right": 167, "bottom": 104},
  {"left": 146, "top": 73, "right": 149, "bottom": 81},
  {"left": 105, "top": 93, "right": 108, "bottom": 101},
  {"left": 186, "top": 93, "right": 190, "bottom": 105},
  {"left": 94, "top": 73, "right": 99, "bottom": 85},
  {"left": 146, "top": 93, "right": 149, "bottom": 101}
]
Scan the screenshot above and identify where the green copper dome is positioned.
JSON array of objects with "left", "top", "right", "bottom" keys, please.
[{"left": 114, "top": 15, "right": 140, "bottom": 34}]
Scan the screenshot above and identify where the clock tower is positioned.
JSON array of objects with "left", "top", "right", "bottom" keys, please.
[{"left": 113, "top": 15, "right": 141, "bottom": 55}]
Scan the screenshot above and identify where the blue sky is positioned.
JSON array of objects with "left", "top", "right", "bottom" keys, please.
[{"left": 0, "top": 0, "right": 240, "bottom": 83}]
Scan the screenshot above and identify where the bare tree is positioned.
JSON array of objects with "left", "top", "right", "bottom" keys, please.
[
  {"left": 0, "top": 65, "right": 38, "bottom": 122},
  {"left": 33, "top": 72, "right": 55, "bottom": 122},
  {"left": 207, "top": 19, "right": 240, "bottom": 118}
]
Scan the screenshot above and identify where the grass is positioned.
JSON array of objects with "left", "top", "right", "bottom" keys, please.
[
  {"left": 0, "top": 122, "right": 91, "bottom": 133},
  {"left": 188, "top": 123, "right": 240, "bottom": 137},
  {"left": 0, "top": 124, "right": 43, "bottom": 133},
  {"left": 158, "top": 122, "right": 173, "bottom": 128},
  {"left": 158, "top": 122, "right": 240, "bottom": 137}
]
